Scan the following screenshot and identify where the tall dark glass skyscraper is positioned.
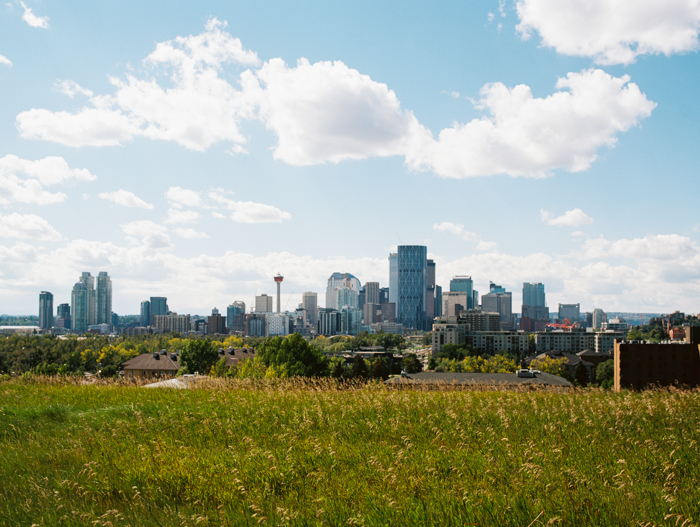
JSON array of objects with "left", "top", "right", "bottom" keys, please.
[
  {"left": 396, "top": 245, "right": 428, "bottom": 331},
  {"left": 39, "top": 291, "right": 53, "bottom": 329},
  {"left": 522, "top": 282, "right": 546, "bottom": 307},
  {"left": 140, "top": 300, "right": 151, "bottom": 327}
]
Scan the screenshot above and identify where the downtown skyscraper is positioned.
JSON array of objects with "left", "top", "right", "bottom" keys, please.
[
  {"left": 39, "top": 291, "right": 53, "bottom": 330},
  {"left": 396, "top": 245, "right": 428, "bottom": 331},
  {"left": 96, "top": 272, "right": 112, "bottom": 325}
]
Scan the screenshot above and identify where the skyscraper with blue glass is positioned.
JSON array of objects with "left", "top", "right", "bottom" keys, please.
[{"left": 396, "top": 245, "right": 428, "bottom": 331}]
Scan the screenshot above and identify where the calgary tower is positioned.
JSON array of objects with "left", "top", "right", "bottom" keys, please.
[{"left": 274, "top": 273, "right": 284, "bottom": 313}]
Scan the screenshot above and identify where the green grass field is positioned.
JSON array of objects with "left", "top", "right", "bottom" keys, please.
[{"left": 1, "top": 377, "right": 699, "bottom": 526}]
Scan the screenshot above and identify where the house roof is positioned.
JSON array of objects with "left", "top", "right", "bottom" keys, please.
[
  {"left": 577, "top": 349, "right": 611, "bottom": 358},
  {"left": 532, "top": 351, "right": 593, "bottom": 368},
  {"left": 122, "top": 352, "right": 180, "bottom": 371},
  {"left": 217, "top": 347, "right": 256, "bottom": 366},
  {"left": 385, "top": 371, "right": 572, "bottom": 388}
]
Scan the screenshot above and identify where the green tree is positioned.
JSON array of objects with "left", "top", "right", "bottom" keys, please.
[
  {"left": 180, "top": 339, "right": 217, "bottom": 375},
  {"left": 350, "top": 355, "right": 369, "bottom": 379},
  {"left": 427, "top": 356, "right": 437, "bottom": 370},
  {"left": 596, "top": 359, "right": 614, "bottom": 389},
  {"left": 378, "top": 333, "right": 404, "bottom": 350},
  {"left": 211, "top": 357, "right": 235, "bottom": 377},
  {"left": 574, "top": 362, "right": 589, "bottom": 387},
  {"left": 370, "top": 357, "right": 389, "bottom": 380},
  {"left": 402, "top": 353, "right": 423, "bottom": 374},
  {"left": 529, "top": 356, "right": 568, "bottom": 378},
  {"left": 256, "top": 333, "right": 329, "bottom": 377},
  {"left": 330, "top": 359, "right": 346, "bottom": 379},
  {"left": 422, "top": 332, "right": 432, "bottom": 346}
]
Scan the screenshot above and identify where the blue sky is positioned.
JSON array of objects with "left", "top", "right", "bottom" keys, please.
[{"left": 1, "top": 0, "right": 700, "bottom": 316}]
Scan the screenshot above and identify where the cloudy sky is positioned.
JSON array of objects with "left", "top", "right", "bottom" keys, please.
[{"left": 1, "top": 0, "right": 700, "bottom": 316}]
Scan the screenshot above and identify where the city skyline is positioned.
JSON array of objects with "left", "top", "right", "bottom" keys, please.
[{"left": 2, "top": 1, "right": 700, "bottom": 315}]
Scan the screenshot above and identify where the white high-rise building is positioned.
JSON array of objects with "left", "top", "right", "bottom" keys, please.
[
  {"left": 388, "top": 253, "right": 398, "bottom": 306},
  {"left": 96, "top": 272, "right": 112, "bottom": 325},
  {"left": 78, "top": 272, "right": 96, "bottom": 326},
  {"left": 592, "top": 308, "right": 607, "bottom": 330},
  {"left": 302, "top": 292, "right": 318, "bottom": 327},
  {"left": 71, "top": 282, "right": 89, "bottom": 333},
  {"left": 255, "top": 294, "right": 274, "bottom": 313},
  {"left": 325, "top": 272, "right": 361, "bottom": 309}
]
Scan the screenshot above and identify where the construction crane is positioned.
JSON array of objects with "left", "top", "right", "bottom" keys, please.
[{"left": 546, "top": 318, "right": 573, "bottom": 330}]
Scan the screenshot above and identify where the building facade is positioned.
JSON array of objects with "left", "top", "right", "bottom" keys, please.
[
  {"left": 153, "top": 314, "right": 190, "bottom": 333},
  {"left": 56, "top": 303, "right": 70, "bottom": 329},
  {"left": 255, "top": 294, "right": 274, "bottom": 313},
  {"left": 389, "top": 253, "right": 398, "bottom": 306},
  {"left": 302, "top": 292, "right": 318, "bottom": 327},
  {"left": 481, "top": 283, "right": 513, "bottom": 330},
  {"left": 442, "top": 291, "right": 469, "bottom": 317},
  {"left": 96, "top": 272, "right": 112, "bottom": 325},
  {"left": 325, "top": 272, "right": 361, "bottom": 310},
  {"left": 522, "top": 282, "right": 545, "bottom": 307},
  {"left": 39, "top": 291, "right": 53, "bottom": 330},
  {"left": 207, "top": 313, "right": 226, "bottom": 335},
  {"left": 150, "top": 297, "right": 169, "bottom": 320},
  {"left": 592, "top": 308, "right": 607, "bottom": 329},
  {"left": 318, "top": 308, "right": 341, "bottom": 336},
  {"left": 140, "top": 300, "right": 151, "bottom": 327},
  {"left": 227, "top": 301, "right": 246, "bottom": 331},
  {"left": 396, "top": 245, "right": 428, "bottom": 331},
  {"left": 450, "top": 276, "right": 474, "bottom": 309},
  {"left": 558, "top": 303, "right": 581, "bottom": 322},
  {"left": 71, "top": 282, "right": 89, "bottom": 333},
  {"left": 614, "top": 339, "right": 700, "bottom": 391},
  {"left": 79, "top": 272, "right": 96, "bottom": 326}
]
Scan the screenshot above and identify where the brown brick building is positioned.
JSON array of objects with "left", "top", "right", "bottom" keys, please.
[{"left": 614, "top": 329, "right": 700, "bottom": 391}]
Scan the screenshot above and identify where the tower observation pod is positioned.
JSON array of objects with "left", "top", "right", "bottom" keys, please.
[{"left": 274, "top": 273, "right": 284, "bottom": 313}]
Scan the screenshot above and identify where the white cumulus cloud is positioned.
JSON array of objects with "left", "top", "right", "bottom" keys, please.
[
  {"left": 409, "top": 69, "right": 656, "bottom": 178},
  {"left": 0, "top": 54, "right": 11, "bottom": 66},
  {"left": 164, "top": 208, "right": 200, "bottom": 224},
  {"left": 16, "top": 19, "right": 258, "bottom": 151},
  {"left": 516, "top": 0, "right": 700, "bottom": 65},
  {"left": 98, "top": 189, "right": 154, "bottom": 209},
  {"left": 121, "top": 220, "right": 171, "bottom": 249},
  {"left": 432, "top": 222, "right": 495, "bottom": 250},
  {"left": 254, "top": 57, "right": 429, "bottom": 165},
  {"left": 0, "top": 155, "right": 96, "bottom": 205},
  {"left": 15, "top": 22, "right": 656, "bottom": 179},
  {"left": 55, "top": 80, "right": 94, "bottom": 98},
  {"left": 432, "top": 222, "right": 477, "bottom": 241},
  {"left": 209, "top": 191, "right": 291, "bottom": 223},
  {"left": 541, "top": 208, "right": 594, "bottom": 227},
  {"left": 175, "top": 228, "right": 209, "bottom": 239},
  {"left": 16, "top": 107, "right": 140, "bottom": 147},
  {"left": 20, "top": 1, "right": 49, "bottom": 28},
  {"left": 166, "top": 186, "right": 202, "bottom": 207},
  {"left": 0, "top": 213, "right": 61, "bottom": 241}
]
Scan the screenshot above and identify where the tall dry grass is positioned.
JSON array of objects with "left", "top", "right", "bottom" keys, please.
[{"left": 0, "top": 377, "right": 699, "bottom": 526}]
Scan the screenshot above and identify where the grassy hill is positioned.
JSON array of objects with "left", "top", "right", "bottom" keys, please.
[{"left": 1, "top": 377, "right": 698, "bottom": 526}]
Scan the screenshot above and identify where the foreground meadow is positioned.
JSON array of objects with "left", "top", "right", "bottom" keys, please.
[{"left": 0, "top": 378, "right": 699, "bottom": 526}]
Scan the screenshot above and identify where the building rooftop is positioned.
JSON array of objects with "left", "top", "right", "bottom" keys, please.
[{"left": 122, "top": 352, "right": 180, "bottom": 371}]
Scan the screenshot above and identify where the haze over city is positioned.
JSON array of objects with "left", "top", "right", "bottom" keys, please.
[{"left": 1, "top": 0, "right": 700, "bottom": 316}]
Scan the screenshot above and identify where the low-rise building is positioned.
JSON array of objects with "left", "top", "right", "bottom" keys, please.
[
  {"left": 153, "top": 313, "right": 190, "bottom": 333},
  {"left": 614, "top": 337, "right": 700, "bottom": 391},
  {"left": 122, "top": 351, "right": 180, "bottom": 379}
]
